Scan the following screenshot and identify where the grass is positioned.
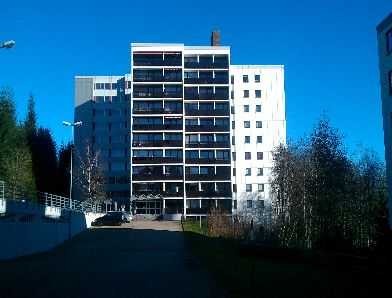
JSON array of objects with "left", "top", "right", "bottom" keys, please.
[{"left": 182, "top": 220, "right": 390, "bottom": 298}]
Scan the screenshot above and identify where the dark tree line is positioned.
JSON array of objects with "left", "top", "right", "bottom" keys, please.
[
  {"left": 0, "top": 88, "right": 71, "bottom": 198},
  {"left": 270, "top": 118, "right": 388, "bottom": 250}
]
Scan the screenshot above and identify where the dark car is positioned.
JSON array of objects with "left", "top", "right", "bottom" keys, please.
[{"left": 91, "top": 211, "right": 130, "bottom": 226}]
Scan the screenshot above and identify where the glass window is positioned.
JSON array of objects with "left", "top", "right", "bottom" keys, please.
[
  {"left": 104, "top": 83, "right": 111, "bottom": 90},
  {"left": 245, "top": 168, "right": 251, "bottom": 176},
  {"left": 256, "top": 105, "right": 261, "bottom": 112},
  {"left": 257, "top": 136, "right": 262, "bottom": 143},
  {"left": 232, "top": 136, "right": 235, "bottom": 145},
  {"left": 200, "top": 134, "right": 214, "bottom": 143},
  {"left": 246, "top": 184, "right": 252, "bottom": 192},
  {"left": 243, "top": 90, "right": 249, "bottom": 98},
  {"left": 232, "top": 121, "right": 235, "bottom": 129},
  {"left": 233, "top": 168, "right": 236, "bottom": 176},
  {"left": 231, "top": 75, "right": 234, "bottom": 84},
  {"left": 244, "top": 105, "right": 249, "bottom": 112},
  {"left": 258, "top": 184, "right": 264, "bottom": 192},
  {"left": 111, "top": 83, "right": 117, "bottom": 89},
  {"left": 233, "top": 184, "right": 237, "bottom": 193},
  {"left": 244, "top": 121, "right": 250, "bottom": 128},
  {"left": 165, "top": 149, "right": 182, "bottom": 158},
  {"left": 186, "top": 150, "right": 199, "bottom": 159},
  {"left": 232, "top": 152, "right": 236, "bottom": 161},
  {"left": 257, "top": 152, "right": 263, "bottom": 160},
  {"left": 255, "top": 75, "right": 260, "bottom": 83},
  {"left": 200, "top": 150, "right": 214, "bottom": 159},
  {"left": 185, "top": 119, "right": 198, "bottom": 126},
  {"left": 216, "top": 150, "right": 230, "bottom": 160},
  {"left": 244, "top": 136, "right": 250, "bottom": 143},
  {"left": 256, "top": 121, "right": 262, "bottom": 128},
  {"left": 245, "top": 152, "right": 251, "bottom": 160},
  {"left": 243, "top": 75, "right": 249, "bottom": 83},
  {"left": 231, "top": 106, "right": 235, "bottom": 114},
  {"left": 247, "top": 200, "right": 253, "bottom": 208},
  {"left": 257, "top": 168, "right": 263, "bottom": 176},
  {"left": 387, "top": 29, "right": 392, "bottom": 54},
  {"left": 231, "top": 90, "right": 234, "bottom": 99},
  {"left": 255, "top": 90, "right": 261, "bottom": 98}
]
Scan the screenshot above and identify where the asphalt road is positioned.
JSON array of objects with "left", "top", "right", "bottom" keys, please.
[{"left": 0, "top": 221, "right": 222, "bottom": 298}]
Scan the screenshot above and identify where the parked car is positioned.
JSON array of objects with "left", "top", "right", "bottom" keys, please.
[{"left": 92, "top": 211, "right": 131, "bottom": 226}]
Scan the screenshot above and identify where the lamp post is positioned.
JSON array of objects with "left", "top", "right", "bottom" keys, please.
[
  {"left": 62, "top": 121, "right": 82, "bottom": 208},
  {"left": 0, "top": 40, "right": 15, "bottom": 49}
]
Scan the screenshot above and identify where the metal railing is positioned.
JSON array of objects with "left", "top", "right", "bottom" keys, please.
[
  {"left": 39, "top": 192, "right": 102, "bottom": 213},
  {"left": 0, "top": 181, "right": 4, "bottom": 200}
]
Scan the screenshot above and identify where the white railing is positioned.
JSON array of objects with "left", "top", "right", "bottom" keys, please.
[
  {"left": 0, "top": 181, "right": 4, "bottom": 200},
  {"left": 40, "top": 192, "right": 102, "bottom": 213}
]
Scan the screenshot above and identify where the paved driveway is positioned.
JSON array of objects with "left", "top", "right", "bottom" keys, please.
[{"left": 0, "top": 221, "right": 222, "bottom": 298}]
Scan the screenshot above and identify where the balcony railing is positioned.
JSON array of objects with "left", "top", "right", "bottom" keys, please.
[
  {"left": 185, "top": 125, "right": 230, "bottom": 132},
  {"left": 132, "top": 140, "right": 182, "bottom": 147},
  {"left": 185, "top": 158, "right": 230, "bottom": 164},
  {"left": 185, "top": 173, "right": 231, "bottom": 181},
  {"left": 133, "top": 124, "right": 183, "bottom": 130},
  {"left": 184, "top": 62, "right": 229, "bottom": 69},
  {"left": 184, "top": 78, "right": 229, "bottom": 84},
  {"left": 185, "top": 109, "right": 229, "bottom": 116},
  {"left": 132, "top": 157, "right": 183, "bottom": 164},
  {"left": 133, "top": 91, "right": 183, "bottom": 98},
  {"left": 133, "top": 108, "right": 182, "bottom": 115},
  {"left": 132, "top": 173, "right": 183, "bottom": 181},
  {"left": 185, "top": 190, "right": 232, "bottom": 198},
  {"left": 185, "top": 142, "right": 230, "bottom": 148}
]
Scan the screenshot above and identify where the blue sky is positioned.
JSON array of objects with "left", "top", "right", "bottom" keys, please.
[{"left": 0, "top": 0, "right": 391, "bottom": 158}]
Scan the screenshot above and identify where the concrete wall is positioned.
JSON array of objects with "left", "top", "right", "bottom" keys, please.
[{"left": 0, "top": 199, "right": 103, "bottom": 260}]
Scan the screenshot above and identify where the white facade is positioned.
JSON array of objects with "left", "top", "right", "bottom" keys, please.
[{"left": 230, "top": 65, "right": 286, "bottom": 213}]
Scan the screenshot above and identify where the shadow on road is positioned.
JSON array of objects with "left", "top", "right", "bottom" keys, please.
[{"left": 0, "top": 223, "right": 222, "bottom": 298}]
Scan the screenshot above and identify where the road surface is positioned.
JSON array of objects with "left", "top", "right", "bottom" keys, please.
[{"left": 0, "top": 221, "right": 223, "bottom": 298}]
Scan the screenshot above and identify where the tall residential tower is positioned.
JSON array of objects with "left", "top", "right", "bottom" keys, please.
[{"left": 74, "top": 37, "right": 286, "bottom": 218}]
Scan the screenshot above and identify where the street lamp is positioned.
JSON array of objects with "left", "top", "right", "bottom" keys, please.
[
  {"left": 62, "top": 121, "right": 82, "bottom": 207},
  {"left": 0, "top": 40, "right": 15, "bottom": 49}
]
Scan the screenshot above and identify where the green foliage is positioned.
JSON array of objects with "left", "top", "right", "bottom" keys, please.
[{"left": 271, "top": 117, "right": 388, "bottom": 250}]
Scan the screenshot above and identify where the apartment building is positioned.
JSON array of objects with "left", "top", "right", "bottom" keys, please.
[
  {"left": 230, "top": 66, "right": 285, "bottom": 216},
  {"left": 74, "top": 75, "right": 131, "bottom": 207},
  {"left": 74, "top": 35, "right": 286, "bottom": 218},
  {"left": 377, "top": 13, "right": 392, "bottom": 227}
]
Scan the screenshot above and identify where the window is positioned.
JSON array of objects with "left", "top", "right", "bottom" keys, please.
[
  {"left": 247, "top": 200, "right": 253, "bottom": 208},
  {"left": 243, "top": 75, "right": 249, "bottom": 83},
  {"left": 244, "top": 136, "right": 250, "bottom": 143},
  {"left": 257, "top": 152, "right": 263, "bottom": 160},
  {"left": 257, "top": 168, "right": 263, "bottom": 176},
  {"left": 233, "top": 200, "right": 237, "bottom": 209},
  {"left": 245, "top": 152, "right": 251, "bottom": 160},
  {"left": 255, "top": 75, "right": 260, "bottom": 83},
  {"left": 233, "top": 184, "right": 237, "bottom": 193},
  {"left": 389, "top": 70, "right": 392, "bottom": 95},
  {"left": 243, "top": 90, "right": 249, "bottom": 98},
  {"left": 231, "top": 75, "right": 234, "bottom": 84},
  {"left": 387, "top": 29, "right": 392, "bottom": 54},
  {"left": 258, "top": 184, "right": 264, "bottom": 192},
  {"left": 244, "top": 121, "right": 250, "bottom": 128},
  {"left": 232, "top": 136, "right": 235, "bottom": 145},
  {"left": 257, "top": 136, "right": 262, "bottom": 143},
  {"left": 256, "top": 121, "right": 262, "bottom": 128},
  {"left": 244, "top": 105, "right": 249, "bottom": 112},
  {"left": 245, "top": 168, "right": 251, "bottom": 176},
  {"left": 231, "top": 90, "right": 234, "bottom": 99},
  {"left": 233, "top": 168, "right": 236, "bottom": 176},
  {"left": 231, "top": 106, "right": 235, "bottom": 114},
  {"left": 246, "top": 184, "right": 252, "bottom": 192},
  {"left": 232, "top": 121, "right": 235, "bottom": 129},
  {"left": 255, "top": 90, "right": 261, "bottom": 98},
  {"left": 232, "top": 152, "right": 236, "bottom": 161},
  {"left": 256, "top": 105, "right": 261, "bottom": 112}
]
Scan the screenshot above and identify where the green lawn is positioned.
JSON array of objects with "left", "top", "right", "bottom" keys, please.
[{"left": 182, "top": 221, "right": 389, "bottom": 298}]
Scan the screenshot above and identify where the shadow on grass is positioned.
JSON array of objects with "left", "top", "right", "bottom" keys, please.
[{"left": 182, "top": 225, "right": 391, "bottom": 298}]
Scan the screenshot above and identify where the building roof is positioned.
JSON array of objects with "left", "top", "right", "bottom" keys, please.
[{"left": 377, "top": 12, "right": 392, "bottom": 32}]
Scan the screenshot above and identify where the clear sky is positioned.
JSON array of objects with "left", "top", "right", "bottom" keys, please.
[{"left": 0, "top": 0, "right": 391, "bottom": 158}]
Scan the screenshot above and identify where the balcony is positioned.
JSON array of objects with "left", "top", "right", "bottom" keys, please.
[
  {"left": 184, "top": 77, "right": 229, "bottom": 85},
  {"left": 185, "top": 109, "right": 229, "bottom": 116},
  {"left": 185, "top": 142, "right": 230, "bottom": 148},
  {"left": 133, "top": 91, "right": 164, "bottom": 98},
  {"left": 133, "top": 124, "right": 182, "bottom": 130},
  {"left": 132, "top": 173, "right": 183, "bottom": 181},
  {"left": 185, "top": 190, "right": 232, "bottom": 198},
  {"left": 132, "top": 140, "right": 182, "bottom": 147},
  {"left": 133, "top": 108, "right": 182, "bottom": 115},
  {"left": 185, "top": 125, "right": 230, "bottom": 132},
  {"left": 184, "top": 62, "right": 229, "bottom": 69},
  {"left": 185, "top": 173, "right": 231, "bottom": 181},
  {"left": 133, "top": 53, "right": 182, "bottom": 67},
  {"left": 132, "top": 157, "right": 183, "bottom": 164},
  {"left": 185, "top": 158, "right": 230, "bottom": 164}
]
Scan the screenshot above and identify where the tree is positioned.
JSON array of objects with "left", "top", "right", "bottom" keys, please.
[
  {"left": 76, "top": 144, "right": 106, "bottom": 204},
  {"left": 57, "top": 143, "right": 72, "bottom": 197},
  {"left": 24, "top": 93, "right": 37, "bottom": 138}
]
